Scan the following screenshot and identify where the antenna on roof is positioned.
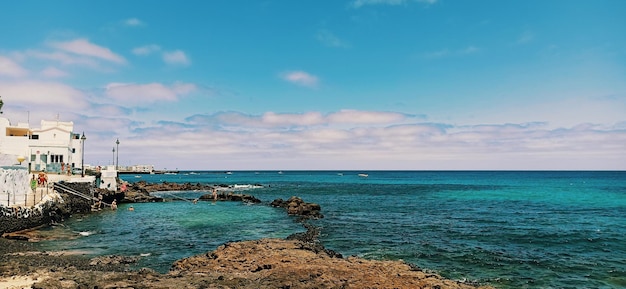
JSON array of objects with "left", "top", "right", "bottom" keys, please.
[{"left": 0, "top": 96, "right": 4, "bottom": 114}]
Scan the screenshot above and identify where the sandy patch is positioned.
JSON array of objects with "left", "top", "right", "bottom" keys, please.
[{"left": 0, "top": 274, "right": 46, "bottom": 289}]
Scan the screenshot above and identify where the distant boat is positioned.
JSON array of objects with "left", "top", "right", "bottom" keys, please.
[
  {"left": 278, "top": 171, "right": 283, "bottom": 174},
  {"left": 225, "top": 171, "right": 233, "bottom": 175},
  {"left": 135, "top": 175, "right": 142, "bottom": 178},
  {"left": 337, "top": 173, "right": 343, "bottom": 176},
  {"left": 358, "top": 173, "right": 368, "bottom": 178}
]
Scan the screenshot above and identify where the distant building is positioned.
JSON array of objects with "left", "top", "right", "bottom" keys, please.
[{"left": 119, "top": 164, "right": 154, "bottom": 174}]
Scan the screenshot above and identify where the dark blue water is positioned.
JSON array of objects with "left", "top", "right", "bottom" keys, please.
[{"left": 37, "top": 171, "right": 626, "bottom": 288}]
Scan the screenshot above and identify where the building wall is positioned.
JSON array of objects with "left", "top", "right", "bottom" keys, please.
[
  {"left": 0, "top": 117, "right": 30, "bottom": 166},
  {"left": 29, "top": 120, "right": 83, "bottom": 173}
]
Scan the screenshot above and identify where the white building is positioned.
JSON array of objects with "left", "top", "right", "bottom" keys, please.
[
  {"left": 0, "top": 117, "right": 85, "bottom": 174},
  {"left": 0, "top": 117, "right": 30, "bottom": 166},
  {"left": 120, "top": 164, "right": 154, "bottom": 173},
  {"left": 29, "top": 120, "right": 85, "bottom": 174}
]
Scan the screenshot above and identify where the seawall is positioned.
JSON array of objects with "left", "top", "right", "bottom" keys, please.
[{"left": 0, "top": 182, "right": 95, "bottom": 235}]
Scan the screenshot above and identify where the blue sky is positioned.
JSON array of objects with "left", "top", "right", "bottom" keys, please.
[{"left": 1, "top": 0, "right": 625, "bottom": 170}]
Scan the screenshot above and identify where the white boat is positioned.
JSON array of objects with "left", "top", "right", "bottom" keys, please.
[{"left": 358, "top": 173, "right": 368, "bottom": 178}]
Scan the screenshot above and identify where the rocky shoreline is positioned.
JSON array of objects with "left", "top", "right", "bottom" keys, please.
[{"left": 0, "top": 181, "right": 494, "bottom": 289}]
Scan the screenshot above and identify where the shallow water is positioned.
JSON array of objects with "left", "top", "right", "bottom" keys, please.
[
  {"left": 36, "top": 171, "right": 626, "bottom": 288},
  {"left": 38, "top": 200, "right": 304, "bottom": 271}
]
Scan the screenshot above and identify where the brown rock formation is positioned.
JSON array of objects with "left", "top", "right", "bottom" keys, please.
[
  {"left": 271, "top": 196, "right": 323, "bottom": 219},
  {"left": 171, "top": 238, "right": 492, "bottom": 289},
  {"left": 198, "top": 192, "right": 262, "bottom": 203},
  {"left": 2, "top": 237, "right": 493, "bottom": 289}
]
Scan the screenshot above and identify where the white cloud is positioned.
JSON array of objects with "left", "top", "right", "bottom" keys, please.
[
  {"left": 132, "top": 44, "right": 161, "bottom": 56},
  {"left": 40, "top": 67, "right": 68, "bottom": 78},
  {"left": 0, "top": 80, "right": 88, "bottom": 109},
  {"left": 162, "top": 50, "right": 190, "bottom": 66},
  {"left": 188, "top": 110, "right": 418, "bottom": 130},
  {"left": 262, "top": 112, "right": 325, "bottom": 126},
  {"left": 281, "top": 71, "right": 319, "bottom": 88},
  {"left": 421, "top": 46, "right": 479, "bottom": 59},
  {"left": 327, "top": 110, "right": 409, "bottom": 124},
  {"left": 123, "top": 18, "right": 144, "bottom": 27},
  {"left": 48, "top": 38, "right": 126, "bottom": 64},
  {"left": 0, "top": 56, "right": 28, "bottom": 77},
  {"left": 27, "top": 50, "right": 99, "bottom": 68},
  {"left": 103, "top": 113, "right": 626, "bottom": 170},
  {"left": 104, "top": 82, "right": 197, "bottom": 105}
]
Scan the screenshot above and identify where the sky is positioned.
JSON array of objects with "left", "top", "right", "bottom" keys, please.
[{"left": 1, "top": 0, "right": 625, "bottom": 170}]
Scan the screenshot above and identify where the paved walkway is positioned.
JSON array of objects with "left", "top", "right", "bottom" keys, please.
[{"left": 21, "top": 174, "right": 96, "bottom": 207}]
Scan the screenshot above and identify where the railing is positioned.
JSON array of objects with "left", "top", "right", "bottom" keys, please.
[{"left": 53, "top": 182, "right": 98, "bottom": 202}]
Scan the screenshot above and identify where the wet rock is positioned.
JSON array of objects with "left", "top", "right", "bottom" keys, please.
[
  {"left": 170, "top": 238, "right": 492, "bottom": 289},
  {"left": 199, "top": 192, "right": 261, "bottom": 203},
  {"left": 89, "top": 255, "right": 140, "bottom": 266},
  {"left": 271, "top": 196, "right": 323, "bottom": 219}
]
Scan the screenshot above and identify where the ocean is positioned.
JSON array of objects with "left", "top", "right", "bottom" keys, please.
[{"left": 35, "top": 171, "right": 626, "bottom": 288}]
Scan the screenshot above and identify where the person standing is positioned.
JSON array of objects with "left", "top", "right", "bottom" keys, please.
[{"left": 30, "top": 175, "right": 37, "bottom": 192}]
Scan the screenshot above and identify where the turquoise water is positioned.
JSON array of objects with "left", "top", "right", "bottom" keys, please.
[{"left": 37, "top": 171, "right": 626, "bottom": 288}]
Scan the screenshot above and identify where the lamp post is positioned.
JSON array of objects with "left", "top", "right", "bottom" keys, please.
[
  {"left": 17, "top": 155, "right": 25, "bottom": 165},
  {"left": 81, "top": 132, "right": 86, "bottom": 177},
  {"left": 115, "top": 138, "right": 120, "bottom": 171},
  {"left": 112, "top": 147, "right": 115, "bottom": 166}
]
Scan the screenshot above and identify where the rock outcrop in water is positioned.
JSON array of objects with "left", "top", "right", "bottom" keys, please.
[
  {"left": 271, "top": 196, "right": 323, "bottom": 219},
  {"left": 122, "top": 181, "right": 263, "bottom": 203}
]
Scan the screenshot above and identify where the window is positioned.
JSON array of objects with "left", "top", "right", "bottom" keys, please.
[{"left": 31, "top": 134, "right": 39, "bottom": 139}]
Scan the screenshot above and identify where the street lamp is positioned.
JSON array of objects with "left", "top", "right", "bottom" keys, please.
[
  {"left": 115, "top": 138, "right": 120, "bottom": 170},
  {"left": 17, "top": 155, "right": 25, "bottom": 165},
  {"left": 81, "top": 132, "right": 86, "bottom": 177},
  {"left": 112, "top": 147, "right": 115, "bottom": 166}
]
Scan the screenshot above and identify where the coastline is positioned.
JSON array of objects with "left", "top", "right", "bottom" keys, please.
[
  {"left": 0, "top": 236, "right": 493, "bottom": 289},
  {"left": 0, "top": 181, "right": 494, "bottom": 289}
]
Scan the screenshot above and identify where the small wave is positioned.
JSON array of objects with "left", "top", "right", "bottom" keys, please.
[
  {"left": 78, "top": 231, "right": 96, "bottom": 236},
  {"left": 140, "top": 253, "right": 151, "bottom": 257},
  {"left": 233, "top": 184, "right": 263, "bottom": 189}
]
